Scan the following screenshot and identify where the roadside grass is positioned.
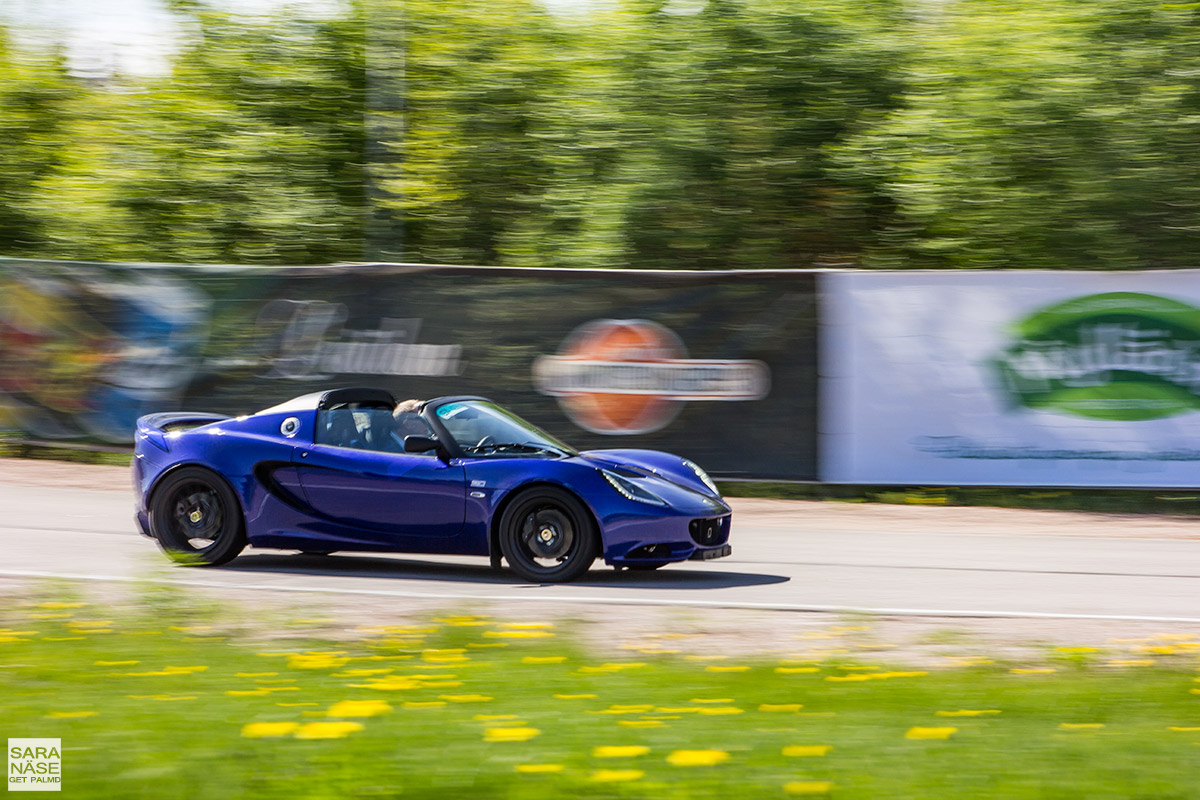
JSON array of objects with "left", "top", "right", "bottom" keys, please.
[{"left": 1, "top": 593, "right": 1198, "bottom": 798}]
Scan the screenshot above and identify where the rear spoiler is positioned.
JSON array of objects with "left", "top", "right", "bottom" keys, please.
[{"left": 136, "top": 412, "right": 230, "bottom": 452}]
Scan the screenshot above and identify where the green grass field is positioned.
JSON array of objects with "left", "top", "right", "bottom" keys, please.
[{"left": 2, "top": 592, "right": 1198, "bottom": 799}]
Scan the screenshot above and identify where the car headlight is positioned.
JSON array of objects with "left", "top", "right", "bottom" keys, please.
[
  {"left": 682, "top": 458, "right": 720, "bottom": 495},
  {"left": 600, "top": 469, "right": 666, "bottom": 506}
]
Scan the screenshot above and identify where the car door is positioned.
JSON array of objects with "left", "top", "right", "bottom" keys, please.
[{"left": 294, "top": 444, "right": 466, "bottom": 538}]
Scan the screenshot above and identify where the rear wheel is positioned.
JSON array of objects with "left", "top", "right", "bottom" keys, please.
[
  {"left": 149, "top": 467, "right": 246, "bottom": 566},
  {"left": 499, "top": 488, "right": 597, "bottom": 583}
]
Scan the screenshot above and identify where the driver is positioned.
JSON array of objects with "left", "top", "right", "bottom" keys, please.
[{"left": 389, "top": 398, "right": 430, "bottom": 451}]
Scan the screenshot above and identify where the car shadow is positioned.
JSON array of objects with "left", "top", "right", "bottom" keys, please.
[{"left": 219, "top": 553, "right": 789, "bottom": 590}]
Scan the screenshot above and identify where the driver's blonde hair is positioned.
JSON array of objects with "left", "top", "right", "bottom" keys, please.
[{"left": 394, "top": 399, "right": 423, "bottom": 417}]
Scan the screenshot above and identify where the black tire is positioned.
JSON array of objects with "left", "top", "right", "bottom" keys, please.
[
  {"left": 149, "top": 467, "right": 246, "bottom": 566},
  {"left": 498, "top": 487, "right": 597, "bottom": 583}
]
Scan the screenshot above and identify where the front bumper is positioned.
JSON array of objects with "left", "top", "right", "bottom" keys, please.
[
  {"left": 688, "top": 543, "right": 731, "bottom": 561},
  {"left": 603, "top": 512, "right": 732, "bottom": 567}
]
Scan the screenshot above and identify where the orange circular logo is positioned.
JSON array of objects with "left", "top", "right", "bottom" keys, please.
[{"left": 533, "top": 319, "right": 769, "bottom": 435}]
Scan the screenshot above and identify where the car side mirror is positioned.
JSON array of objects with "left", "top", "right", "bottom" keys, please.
[{"left": 403, "top": 435, "right": 442, "bottom": 456}]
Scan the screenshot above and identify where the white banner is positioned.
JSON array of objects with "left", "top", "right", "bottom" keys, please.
[{"left": 821, "top": 270, "right": 1200, "bottom": 487}]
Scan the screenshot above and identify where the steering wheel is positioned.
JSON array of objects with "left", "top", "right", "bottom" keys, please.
[{"left": 475, "top": 435, "right": 497, "bottom": 449}]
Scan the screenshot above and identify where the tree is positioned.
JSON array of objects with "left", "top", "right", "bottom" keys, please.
[{"left": 841, "top": 0, "right": 1200, "bottom": 270}]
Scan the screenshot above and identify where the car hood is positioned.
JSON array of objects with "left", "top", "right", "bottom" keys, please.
[{"left": 576, "top": 449, "right": 730, "bottom": 514}]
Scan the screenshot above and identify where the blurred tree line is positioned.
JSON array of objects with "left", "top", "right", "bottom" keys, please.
[{"left": 3, "top": 0, "right": 1200, "bottom": 270}]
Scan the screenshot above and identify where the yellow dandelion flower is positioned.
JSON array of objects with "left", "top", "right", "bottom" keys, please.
[
  {"left": 590, "top": 769, "right": 644, "bottom": 783},
  {"left": 577, "top": 663, "right": 646, "bottom": 674},
  {"left": 294, "top": 721, "right": 364, "bottom": 740},
  {"left": 39, "top": 637, "right": 83, "bottom": 642},
  {"left": 276, "top": 703, "right": 319, "bottom": 707},
  {"left": 1168, "top": 727, "right": 1200, "bottom": 732},
  {"left": 45, "top": 711, "right": 96, "bottom": 719},
  {"left": 226, "top": 689, "right": 272, "bottom": 697},
  {"left": 554, "top": 694, "right": 597, "bottom": 700},
  {"left": 936, "top": 710, "right": 1001, "bottom": 717},
  {"left": 690, "top": 698, "right": 733, "bottom": 704},
  {"left": 782, "top": 745, "right": 832, "bottom": 757},
  {"left": 484, "top": 630, "right": 554, "bottom": 639},
  {"left": 483, "top": 727, "right": 540, "bottom": 742},
  {"left": 1010, "top": 668, "right": 1057, "bottom": 675},
  {"left": 236, "top": 672, "right": 277, "bottom": 678},
  {"left": 440, "top": 694, "right": 493, "bottom": 703},
  {"left": 697, "top": 707, "right": 744, "bottom": 715},
  {"left": 825, "top": 674, "right": 872, "bottom": 682},
  {"left": 127, "top": 694, "right": 196, "bottom": 702},
  {"left": 36, "top": 601, "right": 87, "bottom": 609},
  {"left": 1059, "top": 723, "right": 1105, "bottom": 730},
  {"left": 241, "top": 722, "right": 299, "bottom": 738},
  {"left": 594, "top": 746, "right": 650, "bottom": 758},
  {"left": 288, "top": 653, "right": 349, "bottom": 670},
  {"left": 760, "top": 704, "right": 804, "bottom": 712},
  {"left": 522, "top": 656, "right": 567, "bottom": 664},
  {"left": 327, "top": 700, "right": 391, "bottom": 718},
  {"left": 94, "top": 660, "right": 140, "bottom": 667},
  {"left": 705, "top": 665, "right": 749, "bottom": 673},
  {"left": 403, "top": 701, "right": 446, "bottom": 709},
  {"left": 355, "top": 678, "right": 421, "bottom": 691},
  {"left": 619, "top": 720, "right": 664, "bottom": 728},
  {"left": 784, "top": 781, "right": 834, "bottom": 795},
  {"left": 776, "top": 667, "right": 820, "bottom": 674},
  {"left": 1106, "top": 659, "right": 1155, "bottom": 667},
  {"left": 667, "top": 749, "right": 728, "bottom": 767},
  {"left": 654, "top": 707, "right": 701, "bottom": 714},
  {"left": 515, "top": 764, "right": 564, "bottom": 774},
  {"left": 906, "top": 727, "right": 957, "bottom": 740},
  {"left": 422, "top": 649, "right": 469, "bottom": 663}
]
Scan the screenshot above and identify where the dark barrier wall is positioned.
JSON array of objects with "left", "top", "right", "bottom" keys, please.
[{"left": 0, "top": 259, "right": 819, "bottom": 480}]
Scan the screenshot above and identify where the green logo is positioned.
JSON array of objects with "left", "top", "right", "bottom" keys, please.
[{"left": 994, "top": 292, "right": 1200, "bottom": 421}]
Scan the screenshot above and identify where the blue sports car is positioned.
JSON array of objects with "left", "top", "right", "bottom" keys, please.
[{"left": 133, "top": 387, "right": 732, "bottom": 582}]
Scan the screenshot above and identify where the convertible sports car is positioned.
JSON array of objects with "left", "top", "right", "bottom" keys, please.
[{"left": 132, "top": 388, "right": 732, "bottom": 582}]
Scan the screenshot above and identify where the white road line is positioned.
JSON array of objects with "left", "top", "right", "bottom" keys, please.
[{"left": 3, "top": 568, "right": 1200, "bottom": 624}]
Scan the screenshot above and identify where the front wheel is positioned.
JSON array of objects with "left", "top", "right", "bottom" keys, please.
[
  {"left": 498, "top": 488, "right": 597, "bottom": 583},
  {"left": 149, "top": 467, "right": 246, "bottom": 566}
]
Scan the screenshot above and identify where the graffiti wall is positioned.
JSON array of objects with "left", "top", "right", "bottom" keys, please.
[{"left": 0, "top": 259, "right": 819, "bottom": 480}]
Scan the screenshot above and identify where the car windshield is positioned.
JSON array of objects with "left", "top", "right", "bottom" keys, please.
[{"left": 434, "top": 400, "right": 576, "bottom": 457}]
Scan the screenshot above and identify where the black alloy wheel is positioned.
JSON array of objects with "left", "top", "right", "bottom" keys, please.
[
  {"left": 498, "top": 488, "right": 597, "bottom": 583},
  {"left": 149, "top": 467, "right": 246, "bottom": 566}
]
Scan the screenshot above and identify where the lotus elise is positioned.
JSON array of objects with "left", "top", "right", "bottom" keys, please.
[{"left": 133, "top": 388, "right": 732, "bottom": 582}]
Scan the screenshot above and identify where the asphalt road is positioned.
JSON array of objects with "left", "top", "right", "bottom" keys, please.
[{"left": 1, "top": 481, "right": 1198, "bottom": 622}]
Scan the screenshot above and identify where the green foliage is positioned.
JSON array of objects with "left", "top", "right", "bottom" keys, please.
[
  {"left": 5, "top": 0, "right": 1200, "bottom": 269},
  {"left": 841, "top": 0, "right": 1200, "bottom": 269}
]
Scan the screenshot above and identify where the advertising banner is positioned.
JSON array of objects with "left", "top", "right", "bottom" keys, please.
[
  {"left": 0, "top": 259, "right": 818, "bottom": 480},
  {"left": 822, "top": 270, "right": 1200, "bottom": 487}
]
